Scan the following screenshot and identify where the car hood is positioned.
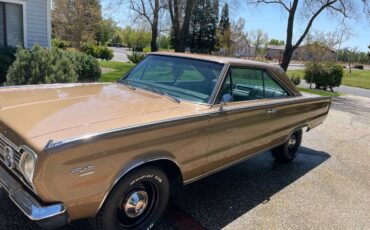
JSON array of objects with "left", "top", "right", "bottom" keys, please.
[{"left": 0, "top": 83, "right": 184, "bottom": 142}]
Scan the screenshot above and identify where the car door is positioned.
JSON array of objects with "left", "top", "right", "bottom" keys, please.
[{"left": 205, "top": 66, "right": 291, "bottom": 174}]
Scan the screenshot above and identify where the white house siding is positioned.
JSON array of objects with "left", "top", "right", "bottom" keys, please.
[{"left": 26, "top": 0, "right": 50, "bottom": 48}]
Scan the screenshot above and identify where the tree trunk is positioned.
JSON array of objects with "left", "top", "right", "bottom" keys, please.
[
  {"left": 168, "top": 0, "right": 196, "bottom": 52},
  {"left": 280, "top": 47, "right": 293, "bottom": 71},
  {"left": 151, "top": 27, "right": 158, "bottom": 52},
  {"left": 280, "top": 0, "right": 298, "bottom": 71},
  {"left": 150, "top": 0, "right": 159, "bottom": 52}
]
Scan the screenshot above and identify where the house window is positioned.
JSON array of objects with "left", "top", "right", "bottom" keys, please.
[{"left": 0, "top": 2, "right": 23, "bottom": 48}]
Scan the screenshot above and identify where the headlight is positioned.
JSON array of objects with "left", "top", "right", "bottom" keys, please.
[{"left": 20, "top": 148, "right": 37, "bottom": 184}]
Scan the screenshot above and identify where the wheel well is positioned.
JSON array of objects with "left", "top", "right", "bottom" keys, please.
[
  {"left": 95, "top": 159, "right": 183, "bottom": 216},
  {"left": 146, "top": 160, "right": 183, "bottom": 188}
]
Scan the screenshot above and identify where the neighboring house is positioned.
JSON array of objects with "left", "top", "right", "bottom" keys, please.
[
  {"left": 266, "top": 44, "right": 337, "bottom": 61},
  {"left": 296, "top": 44, "right": 337, "bottom": 61},
  {"left": 233, "top": 37, "right": 256, "bottom": 58},
  {"left": 219, "top": 36, "right": 256, "bottom": 58},
  {"left": 266, "top": 45, "right": 291, "bottom": 60},
  {"left": 0, "top": 0, "right": 51, "bottom": 49}
]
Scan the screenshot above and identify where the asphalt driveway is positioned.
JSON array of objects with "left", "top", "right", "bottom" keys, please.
[{"left": 0, "top": 95, "right": 369, "bottom": 230}]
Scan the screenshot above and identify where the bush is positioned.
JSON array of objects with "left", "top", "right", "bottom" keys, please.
[
  {"left": 0, "top": 47, "right": 17, "bottom": 85},
  {"left": 81, "top": 44, "right": 113, "bottom": 60},
  {"left": 127, "top": 52, "right": 147, "bottom": 64},
  {"left": 98, "top": 46, "right": 114, "bottom": 60},
  {"left": 304, "top": 62, "right": 343, "bottom": 92},
  {"left": 6, "top": 45, "right": 78, "bottom": 85},
  {"left": 353, "top": 65, "right": 364, "bottom": 70},
  {"left": 52, "top": 39, "right": 72, "bottom": 50},
  {"left": 290, "top": 75, "right": 301, "bottom": 86},
  {"left": 65, "top": 51, "right": 101, "bottom": 82}
]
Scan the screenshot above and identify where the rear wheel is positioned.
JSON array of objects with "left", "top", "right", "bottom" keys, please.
[
  {"left": 271, "top": 129, "right": 302, "bottom": 162},
  {"left": 91, "top": 166, "right": 169, "bottom": 230}
]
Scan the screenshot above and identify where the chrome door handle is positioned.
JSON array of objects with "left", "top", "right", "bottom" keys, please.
[{"left": 266, "top": 109, "right": 277, "bottom": 114}]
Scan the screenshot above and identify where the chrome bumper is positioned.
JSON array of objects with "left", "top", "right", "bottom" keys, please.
[{"left": 0, "top": 165, "right": 69, "bottom": 229}]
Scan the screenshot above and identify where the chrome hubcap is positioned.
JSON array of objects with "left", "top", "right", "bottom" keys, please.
[
  {"left": 123, "top": 191, "right": 149, "bottom": 218},
  {"left": 288, "top": 136, "right": 297, "bottom": 148}
]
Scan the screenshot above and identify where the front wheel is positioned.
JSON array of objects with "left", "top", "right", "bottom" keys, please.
[
  {"left": 91, "top": 166, "right": 170, "bottom": 230},
  {"left": 271, "top": 129, "right": 303, "bottom": 162}
]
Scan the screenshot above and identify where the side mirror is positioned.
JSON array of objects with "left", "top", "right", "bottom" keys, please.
[{"left": 220, "top": 94, "right": 232, "bottom": 110}]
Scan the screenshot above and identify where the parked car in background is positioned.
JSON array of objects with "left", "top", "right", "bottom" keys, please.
[{"left": 0, "top": 53, "right": 331, "bottom": 229}]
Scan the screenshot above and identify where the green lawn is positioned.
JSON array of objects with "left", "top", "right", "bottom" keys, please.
[
  {"left": 100, "top": 61, "right": 135, "bottom": 82},
  {"left": 298, "top": 87, "right": 342, "bottom": 97},
  {"left": 287, "top": 69, "right": 370, "bottom": 89}
]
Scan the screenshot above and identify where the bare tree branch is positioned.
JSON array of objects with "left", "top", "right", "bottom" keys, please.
[{"left": 250, "top": 0, "right": 290, "bottom": 11}]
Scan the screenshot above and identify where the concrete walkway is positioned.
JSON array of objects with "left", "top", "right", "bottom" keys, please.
[
  {"left": 299, "top": 81, "right": 370, "bottom": 98},
  {"left": 110, "top": 47, "right": 130, "bottom": 62}
]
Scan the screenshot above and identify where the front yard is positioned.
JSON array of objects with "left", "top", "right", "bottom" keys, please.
[
  {"left": 298, "top": 87, "right": 342, "bottom": 97},
  {"left": 287, "top": 69, "right": 370, "bottom": 89},
  {"left": 100, "top": 61, "right": 135, "bottom": 82}
]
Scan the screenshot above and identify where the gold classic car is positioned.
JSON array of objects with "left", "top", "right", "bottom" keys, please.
[{"left": 0, "top": 53, "right": 331, "bottom": 229}]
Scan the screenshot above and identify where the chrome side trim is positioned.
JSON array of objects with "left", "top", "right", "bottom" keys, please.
[
  {"left": 209, "top": 64, "right": 230, "bottom": 105},
  {"left": 44, "top": 96, "right": 331, "bottom": 152},
  {"left": 94, "top": 156, "right": 182, "bottom": 215}
]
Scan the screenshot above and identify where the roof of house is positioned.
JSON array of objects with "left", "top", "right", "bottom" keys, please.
[{"left": 267, "top": 45, "right": 286, "bottom": 50}]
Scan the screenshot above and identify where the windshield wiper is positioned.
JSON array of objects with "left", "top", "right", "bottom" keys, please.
[{"left": 142, "top": 85, "right": 181, "bottom": 103}]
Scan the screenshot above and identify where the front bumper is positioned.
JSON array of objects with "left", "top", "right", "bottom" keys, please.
[{"left": 0, "top": 165, "right": 69, "bottom": 229}]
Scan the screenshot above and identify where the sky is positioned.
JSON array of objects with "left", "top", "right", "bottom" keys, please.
[{"left": 101, "top": 1, "right": 370, "bottom": 52}]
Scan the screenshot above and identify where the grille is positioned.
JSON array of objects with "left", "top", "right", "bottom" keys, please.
[{"left": 0, "top": 135, "right": 30, "bottom": 186}]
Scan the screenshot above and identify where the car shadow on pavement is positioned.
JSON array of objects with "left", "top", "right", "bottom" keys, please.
[
  {"left": 164, "top": 146, "right": 331, "bottom": 230},
  {"left": 0, "top": 146, "right": 330, "bottom": 230}
]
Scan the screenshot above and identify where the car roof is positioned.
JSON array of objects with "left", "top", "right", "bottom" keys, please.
[{"left": 150, "top": 52, "right": 281, "bottom": 70}]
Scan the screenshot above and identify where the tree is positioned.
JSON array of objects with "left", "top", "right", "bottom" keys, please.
[
  {"left": 52, "top": 0, "right": 102, "bottom": 49},
  {"left": 158, "top": 35, "right": 171, "bottom": 49},
  {"left": 269, "top": 39, "right": 285, "bottom": 46},
  {"left": 368, "top": 45, "right": 370, "bottom": 58},
  {"left": 128, "top": 0, "right": 166, "bottom": 52},
  {"left": 122, "top": 27, "right": 134, "bottom": 48},
  {"left": 342, "top": 47, "right": 359, "bottom": 74},
  {"left": 249, "top": 29, "right": 269, "bottom": 54},
  {"left": 218, "top": 3, "right": 230, "bottom": 36},
  {"left": 217, "top": 27, "right": 232, "bottom": 55},
  {"left": 168, "top": 0, "right": 197, "bottom": 52},
  {"left": 249, "top": 0, "right": 370, "bottom": 71},
  {"left": 188, "top": 0, "right": 219, "bottom": 54},
  {"left": 122, "top": 27, "right": 151, "bottom": 51},
  {"left": 96, "top": 18, "right": 119, "bottom": 45}
]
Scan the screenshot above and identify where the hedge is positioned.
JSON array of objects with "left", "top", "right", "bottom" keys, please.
[
  {"left": 6, "top": 45, "right": 101, "bottom": 85},
  {"left": 304, "top": 62, "right": 343, "bottom": 92}
]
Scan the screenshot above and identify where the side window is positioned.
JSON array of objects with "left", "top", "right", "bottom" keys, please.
[
  {"left": 219, "top": 67, "right": 289, "bottom": 103},
  {"left": 263, "top": 72, "right": 289, "bottom": 98}
]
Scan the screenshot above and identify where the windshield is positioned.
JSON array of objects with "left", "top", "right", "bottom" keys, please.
[{"left": 121, "top": 55, "right": 224, "bottom": 104}]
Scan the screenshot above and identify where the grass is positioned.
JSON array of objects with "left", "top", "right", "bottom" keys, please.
[
  {"left": 287, "top": 69, "right": 370, "bottom": 90},
  {"left": 298, "top": 87, "right": 342, "bottom": 97},
  {"left": 100, "top": 61, "right": 135, "bottom": 82}
]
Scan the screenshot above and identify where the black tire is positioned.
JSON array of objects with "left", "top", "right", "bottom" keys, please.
[
  {"left": 91, "top": 166, "right": 170, "bottom": 230},
  {"left": 271, "top": 129, "right": 303, "bottom": 162}
]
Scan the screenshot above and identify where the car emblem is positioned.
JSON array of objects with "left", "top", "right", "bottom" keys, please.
[
  {"left": 71, "top": 165, "right": 96, "bottom": 177},
  {"left": 4, "top": 146, "right": 15, "bottom": 169}
]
